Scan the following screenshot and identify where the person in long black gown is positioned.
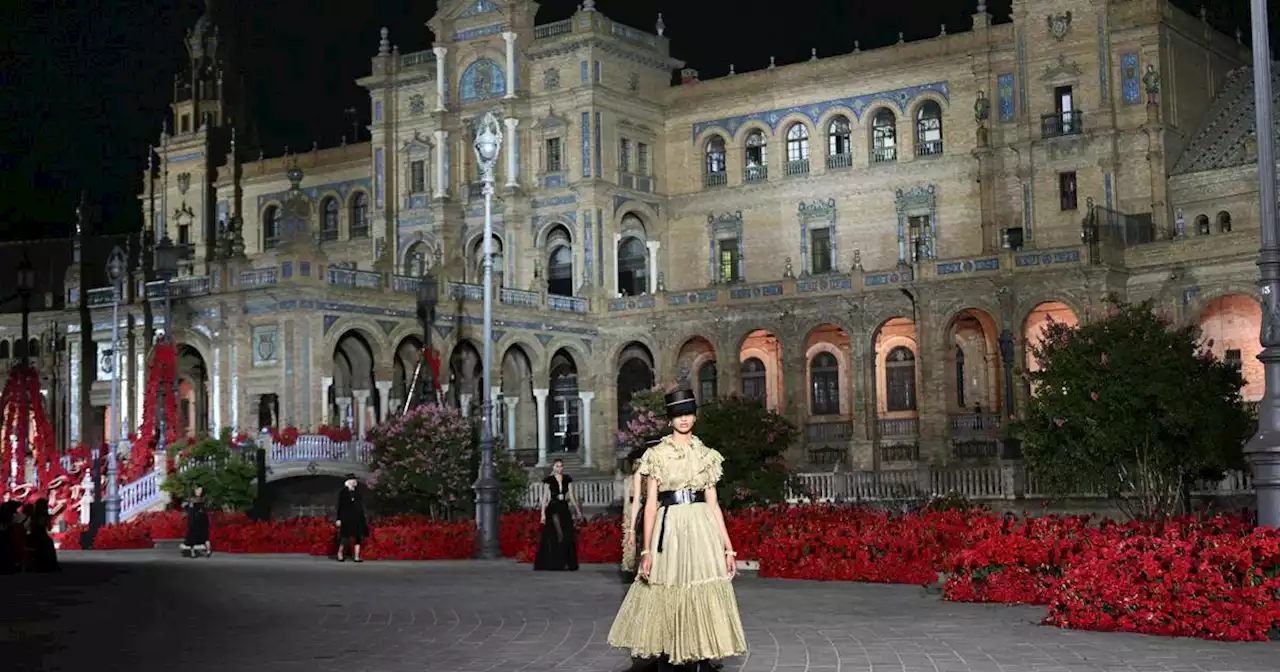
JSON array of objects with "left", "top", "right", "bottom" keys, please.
[
  {"left": 26, "top": 498, "right": 59, "bottom": 573},
  {"left": 180, "top": 486, "right": 212, "bottom": 558},
  {"left": 336, "top": 474, "right": 369, "bottom": 562},
  {"left": 534, "top": 459, "right": 582, "bottom": 571}
]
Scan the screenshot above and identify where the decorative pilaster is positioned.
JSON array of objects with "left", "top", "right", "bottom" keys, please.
[
  {"left": 460, "top": 393, "right": 473, "bottom": 417},
  {"left": 321, "top": 376, "right": 334, "bottom": 425},
  {"left": 533, "top": 388, "right": 550, "bottom": 466},
  {"left": 503, "top": 117, "right": 519, "bottom": 188},
  {"left": 578, "top": 391, "right": 595, "bottom": 469},
  {"left": 501, "top": 32, "right": 517, "bottom": 99},
  {"left": 212, "top": 345, "right": 222, "bottom": 434},
  {"left": 504, "top": 397, "right": 519, "bottom": 450},
  {"left": 433, "top": 46, "right": 448, "bottom": 111},
  {"left": 354, "top": 389, "right": 371, "bottom": 436},
  {"left": 490, "top": 386, "right": 503, "bottom": 439},
  {"left": 336, "top": 397, "right": 352, "bottom": 428},
  {"left": 433, "top": 129, "right": 449, "bottom": 198},
  {"left": 612, "top": 233, "right": 622, "bottom": 295}
]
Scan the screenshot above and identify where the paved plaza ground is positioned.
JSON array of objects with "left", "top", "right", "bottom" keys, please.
[{"left": 1, "top": 552, "right": 1277, "bottom": 672}]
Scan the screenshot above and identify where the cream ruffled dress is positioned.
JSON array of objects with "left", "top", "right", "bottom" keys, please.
[{"left": 607, "top": 435, "right": 748, "bottom": 665}]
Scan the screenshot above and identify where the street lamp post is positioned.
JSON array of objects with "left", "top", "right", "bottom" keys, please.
[
  {"left": 15, "top": 258, "right": 35, "bottom": 486},
  {"left": 472, "top": 111, "right": 503, "bottom": 559},
  {"left": 413, "top": 270, "right": 439, "bottom": 411},
  {"left": 1243, "top": 0, "right": 1280, "bottom": 527},
  {"left": 104, "top": 246, "right": 127, "bottom": 523},
  {"left": 153, "top": 234, "right": 180, "bottom": 452}
]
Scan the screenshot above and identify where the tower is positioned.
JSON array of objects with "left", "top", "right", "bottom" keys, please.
[{"left": 154, "top": 0, "right": 243, "bottom": 275}]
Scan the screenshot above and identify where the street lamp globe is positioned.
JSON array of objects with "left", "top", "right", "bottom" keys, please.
[
  {"left": 417, "top": 270, "right": 438, "bottom": 311},
  {"left": 473, "top": 112, "right": 503, "bottom": 169},
  {"left": 16, "top": 257, "right": 35, "bottom": 295}
]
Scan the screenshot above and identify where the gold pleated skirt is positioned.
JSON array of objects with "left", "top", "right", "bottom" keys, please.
[{"left": 607, "top": 501, "right": 748, "bottom": 665}]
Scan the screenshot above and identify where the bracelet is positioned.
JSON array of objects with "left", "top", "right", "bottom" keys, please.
[
  {"left": 640, "top": 550, "right": 651, "bottom": 556},
  {"left": 725, "top": 551, "right": 737, "bottom": 557}
]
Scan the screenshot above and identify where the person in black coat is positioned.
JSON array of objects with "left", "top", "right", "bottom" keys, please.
[
  {"left": 336, "top": 474, "right": 369, "bottom": 562},
  {"left": 180, "top": 485, "right": 212, "bottom": 558},
  {"left": 26, "top": 499, "right": 60, "bottom": 573}
]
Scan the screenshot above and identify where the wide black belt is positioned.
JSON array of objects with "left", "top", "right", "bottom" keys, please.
[{"left": 655, "top": 489, "right": 705, "bottom": 553}]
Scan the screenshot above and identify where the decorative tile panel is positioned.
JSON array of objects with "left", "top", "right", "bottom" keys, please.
[
  {"left": 251, "top": 324, "right": 279, "bottom": 366},
  {"left": 454, "top": 24, "right": 503, "bottom": 42},
  {"left": 581, "top": 111, "right": 591, "bottom": 178},
  {"left": 459, "top": 59, "right": 506, "bottom": 103},
  {"left": 1121, "top": 53, "right": 1141, "bottom": 104},
  {"left": 580, "top": 60, "right": 589, "bottom": 83},
  {"left": 997, "top": 74, "right": 1016, "bottom": 121},
  {"left": 666, "top": 290, "right": 717, "bottom": 306},
  {"left": 608, "top": 296, "right": 657, "bottom": 311},
  {"left": 593, "top": 112, "right": 602, "bottom": 179},
  {"left": 582, "top": 210, "right": 593, "bottom": 286},
  {"left": 374, "top": 101, "right": 383, "bottom": 122},
  {"left": 1104, "top": 173, "right": 1114, "bottom": 211},
  {"left": 1014, "top": 250, "right": 1081, "bottom": 266},
  {"left": 596, "top": 208, "right": 604, "bottom": 286},
  {"left": 796, "top": 276, "right": 852, "bottom": 293},
  {"left": 374, "top": 149, "right": 385, "bottom": 209},
  {"left": 532, "top": 194, "right": 577, "bottom": 209},
  {"left": 730, "top": 284, "right": 784, "bottom": 300},
  {"left": 691, "top": 82, "right": 949, "bottom": 141},
  {"left": 936, "top": 258, "right": 999, "bottom": 275}
]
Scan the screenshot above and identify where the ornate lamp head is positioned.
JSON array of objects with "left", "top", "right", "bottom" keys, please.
[{"left": 472, "top": 111, "right": 503, "bottom": 172}]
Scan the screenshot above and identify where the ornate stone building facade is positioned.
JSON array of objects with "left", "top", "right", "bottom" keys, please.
[{"left": 1, "top": 0, "right": 1270, "bottom": 474}]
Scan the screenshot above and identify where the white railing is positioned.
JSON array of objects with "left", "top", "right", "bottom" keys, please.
[
  {"left": 265, "top": 435, "right": 374, "bottom": 464},
  {"left": 521, "top": 478, "right": 617, "bottom": 510},
  {"left": 119, "top": 471, "right": 163, "bottom": 520}
]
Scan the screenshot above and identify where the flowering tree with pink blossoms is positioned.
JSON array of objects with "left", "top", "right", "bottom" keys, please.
[
  {"left": 1010, "top": 297, "right": 1249, "bottom": 519},
  {"left": 367, "top": 403, "right": 528, "bottom": 519},
  {"left": 616, "top": 385, "right": 670, "bottom": 456}
]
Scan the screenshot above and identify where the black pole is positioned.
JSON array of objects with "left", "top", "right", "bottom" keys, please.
[{"left": 998, "top": 328, "right": 1021, "bottom": 459}]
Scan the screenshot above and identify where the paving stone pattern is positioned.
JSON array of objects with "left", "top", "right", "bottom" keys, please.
[{"left": 1, "top": 552, "right": 1277, "bottom": 672}]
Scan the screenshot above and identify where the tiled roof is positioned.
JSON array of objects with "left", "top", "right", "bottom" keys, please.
[{"left": 1172, "top": 64, "right": 1280, "bottom": 175}]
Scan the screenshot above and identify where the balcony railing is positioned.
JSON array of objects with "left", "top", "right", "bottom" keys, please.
[
  {"left": 880, "top": 442, "right": 919, "bottom": 463},
  {"left": 878, "top": 417, "right": 919, "bottom": 438},
  {"left": 949, "top": 413, "right": 1003, "bottom": 433},
  {"left": 826, "top": 152, "right": 852, "bottom": 170},
  {"left": 915, "top": 139, "right": 943, "bottom": 157},
  {"left": 241, "top": 268, "right": 278, "bottom": 287},
  {"left": 703, "top": 171, "right": 727, "bottom": 188},
  {"left": 146, "top": 275, "right": 211, "bottom": 300},
  {"left": 871, "top": 146, "right": 897, "bottom": 163},
  {"left": 619, "top": 171, "right": 653, "bottom": 192},
  {"left": 783, "top": 159, "right": 810, "bottom": 177},
  {"left": 350, "top": 225, "right": 370, "bottom": 239},
  {"left": 744, "top": 165, "right": 768, "bottom": 182},
  {"left": 548, "top": 294, "right": 587, "bottom": 313},
  {"left": 1041, "top": 110, "right": 1084, "bottom": 138},
  {"left": 448, "top": 282, "right": 483, "bottom": 301},
  {"left": 952, "top": 439, "right": 1000, "bottom": 460},
  {"left": 391, "top": 275, "right": 421, "bottom": 294},
  {"left": 534, "top": 19, "right": 572, "bottom": 39},
  {"left": 500, "top": 287, "right": 539, "bottom": 307},
  {"left": 86, "top": 287, "right": 118, "bottom": 308},
  {"left": 327, "top": 267, "right": 382, "bottom": 289},
  {"left": 805, "top": 420, "right": 852, "bottom": 443}
]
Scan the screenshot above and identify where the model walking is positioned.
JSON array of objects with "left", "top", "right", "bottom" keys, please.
[
  {"left": 336, "top": 474, "right": 368, "bottom": 562},
  {"left": 607, "top": 389, "right": 747, "bottom": 671},
  {"left": 534, "top": 459, "right": 582, "bottom": 571},
  {"left": 180, "top": 485, "right": 212, "bottom": 558},
  {"left": 621, "top": 436, "right": 663, "bottom": 581}
]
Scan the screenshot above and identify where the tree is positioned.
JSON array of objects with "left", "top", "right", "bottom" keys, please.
[
  {"left": 367, "top": 403, "right": 528, "bottom": 519},
  {"left": 694, "top": 395, "right": 799, "bottom": 509},
  {"left": 616, "top": 386, "right": 670, "bottom": 457},
  {"left": 164, "top": 431, "right": 259, "bottom": 512},
  {"left": 1010, "top": 298, "right": 1251, "bottom": 519}
]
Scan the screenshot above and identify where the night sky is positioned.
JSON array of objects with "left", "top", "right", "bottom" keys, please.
[{"left": 0, "top": 0, "right": 1261, "bottom": 242}]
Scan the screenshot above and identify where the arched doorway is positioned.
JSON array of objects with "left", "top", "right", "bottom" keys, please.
[
  {"left": 332, "top": 331, "right": 378, "bottom": 429},
  {"left": 1199, "top": 294, "right": 1263, "bottom": 401},
  {"left": 616, "top": 343, "right": 655, "bottom": 431},
  {"left": 393, "top": 335, "right": 441, "bottom": 413},
  {"left": 500, "top": 344, "right": 536, "bottom": 457},
  {"left": 548, "top": 348, "right": 580, "bottom": 454},
  {"left": 546, "top": 225, "right": 574, "bottom": 297},
  {"left": 738, "top": 329, "right": 782, "bottom": 409},
  {"left": 448, "top": 341, "right": 483, "bottom": 413},
  {"left": 674, "top": 336, "right": 717, "bottom": 403},
  {"left": 1022, "top": 302, "right": 1079, "bottom": 373},
  {"left": 945, "top": 309, "right": 1001, "bottom": 413},
  {"left": 803, "top": 324, "right": 850, "bottom": 417},
  {"left": 873, "top": 317, "right": 920, "bottom": 441},
  {"left": 617, "top": 237, "right": 648, "bottom": 297},
  {"left": 175, "top": 344, "right": 208, "bottom": 437}
]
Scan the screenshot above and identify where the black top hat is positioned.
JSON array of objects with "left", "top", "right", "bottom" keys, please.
[
  {"left": 664, "top": 388, "right": 699, "bottom": 419},
  {"left": 343, "top": 473, "right": 358, "bottom": 481}
]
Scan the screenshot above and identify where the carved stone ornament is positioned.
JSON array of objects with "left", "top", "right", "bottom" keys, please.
[
  {"left": 1041, "top": 54, "right": 1083, "bottom": 81},
  {"left": 177, "top": 172, "right": 191, "bottom": 195},
  {"left": 1142, "top": 64, "right": 1161, "bottom": 105},
  {"left": 783, "top": 257, "right": 795, "bottom": 279},
  {"left": 1046, "top": 12, "right": 1072, "bottom": 41},
  {"left": 973, "top": 91, "right": 990, "bottom": 122},
  {"left": 628, "top": 72, "right": 640, "bottom": 93},
  {"left": 543, "top": 67, "right": 560, "bottom": 90},
  {"left": 408, "top": 94, "right": 425, "bottom": 115}
]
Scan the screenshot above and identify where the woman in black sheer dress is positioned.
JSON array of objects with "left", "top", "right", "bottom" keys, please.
[{"left": 534, "top": 459, "right": 582, "bottom": 571}]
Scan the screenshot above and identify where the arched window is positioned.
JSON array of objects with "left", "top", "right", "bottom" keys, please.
[
  {"left": 1196, "top": 214, "right": 1210, "bottom": 235},
  {"left": 885, "top": 346, "right": 917, "bottom": 412},
  {"left": 1217, "top": 211, "right": 1232, "bottom": 233},
  {"left": 262, "top": 205, "right": 280, "bottom": 249},
  {"left": 915, "top": 100, "right": 943, "bottom": 156},
  {"left": 871, "top": 109, "right": 897, "bottom": 163},
  {"left": 704, "top": 136, "right": 727, "bottom": 176},
  {"left": 827, "top": 116, "right": 852, "bottom": 167},
  {"left": 547, "top": 228, "right": 574, "bottom": 297},
  {"left": 0, "top": 340, "right": 9, "bottom": 360},
  {"left": 785, "top": 123, "right": 810, "bottom": 175},
  {"left": 741, "top": 357, "right": 766, "bottom": 402},
  {"left": 954, "top": 346, "right": 966, "bottom": 409},
  {"left": 616, "top": 237, "right": 648, "bottom": 297},
  {"left": 744, "top": 130, "right": 768, "bottom": 182},
  {"left": 404, "top": 243, "right": 430, "bottom": 277},
  {"left": 810, "top": 352, "right": 840, "bottom": 415},
  {"left": 698, "top": 361, "right": 718, "bottom": 403},
  {"left": 28, "top": 339, "right": 40, "bottom": 358},
  {"left": 321, "top": 197, "right": 339, "bottom": 241},
  {"left": 349, "top": 193, "right": 370, "bottom": 238}
]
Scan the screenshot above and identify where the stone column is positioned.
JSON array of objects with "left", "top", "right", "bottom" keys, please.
[
  {"left": 212, "top": 345, "right": 222, "bottom": 434},
  {"left": 354, "top": 389, "right": 371, "bottom": 436},
  {"left": 501, "top": 32, "right": 517, "bottom": 99},
  {"left": 578, "top": 391, "right": 595, "bottom": 469},
  {"left": 503, "top": 117, "right": 520, "bottom": 188},
  {"left": 321, "top": 376, "right": 334, "bottom": 425},
  {"left": 490, "top": 386, "right": 503, "bottom": 438},
  {"left": 533, "top": 388, "right": 550, "bottom": 466},
  {"left": 612, "top": 233, "right": 622, "bottom": 295},
  {"left": 375, "top": 380, "right": 393, "bottom": 424},
  {"left": 459, "top": 393, "right": 473, "bottom": 417},
  {"left": 433, "top": 129, "right": 449, "bottom": 198},
  {"left": 440, "top": 383, "right": 450, "bottom": 402},
  {"left": 336, "top": 398, "right": 352, "bottom": 428},
  {"left": 646, "top": 240, "right": 661, "bottom": 294},
  {"left": 432, "top": 46, "right": 447, "bottom": 111},
  {"left": 504, "top": 397, "right": 519, "bottom": 451}
]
